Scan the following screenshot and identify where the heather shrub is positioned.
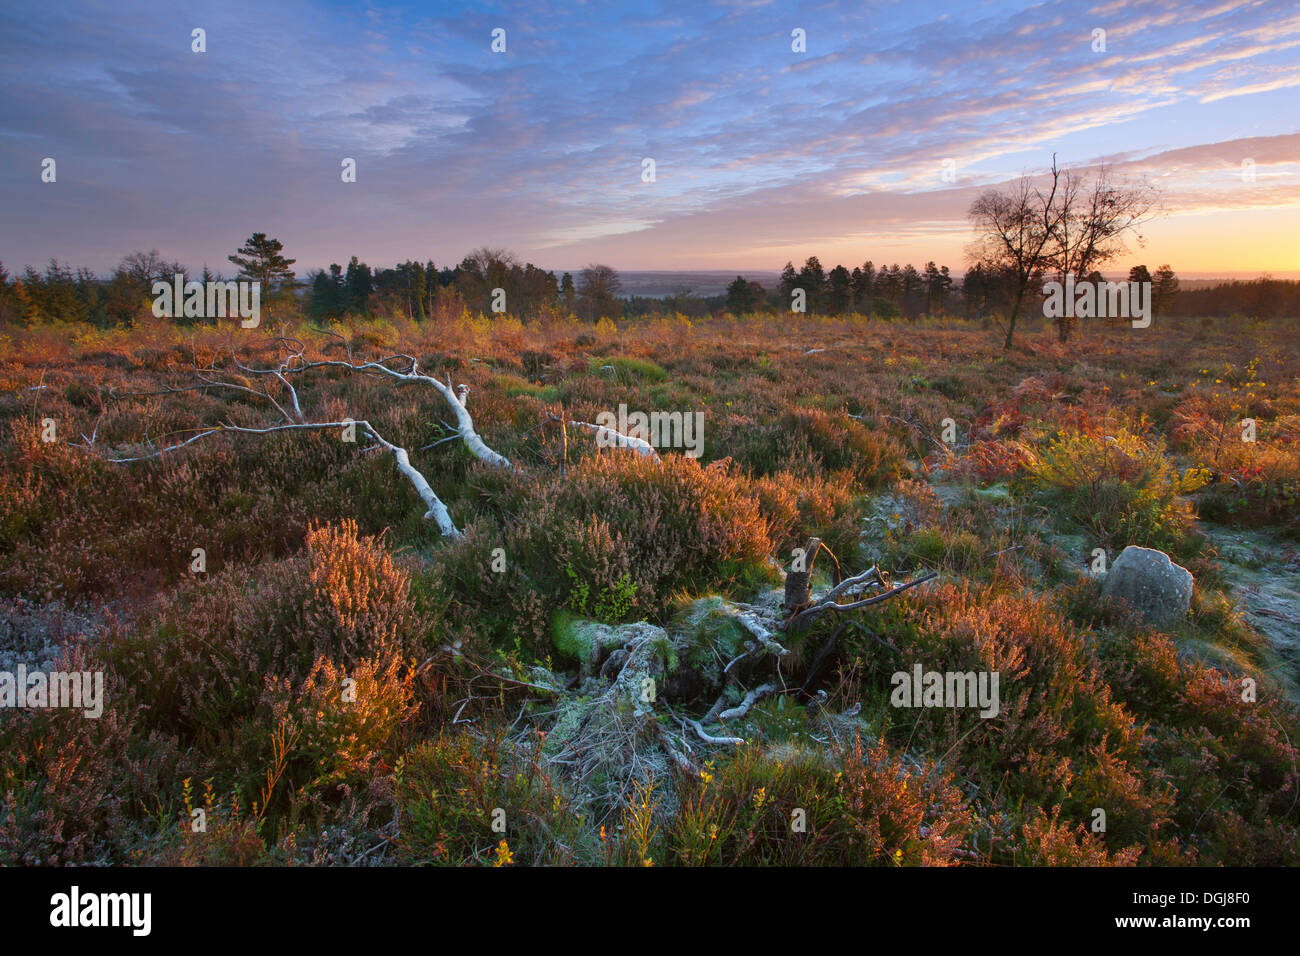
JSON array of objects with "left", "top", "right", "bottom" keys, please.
[
  {"left": 666, "top": 737, "right": 971, "bottom": 866},
  {"left": 749, "top": 470, "right": 860, "bottom": 563},
  {"left": 861, "top": 585, "right": 1123, "bottom": 766},
  {"left": 953, "top": 439, "right": 1034, "bottom": 484},
  {"left": 0, "top": 644, "right": 180, "bottom": 865},
  {"left": 1098, "top": 631, "right": 1300, "bottom": 864},
  {"left": 392, "top": 730, "right": 586, "bottom": 865},
  {"left": 1168, "top": 395, "right": 1300, "bottom": 534},
  {"left": 261, "top": 646, "right": 417, "bottom": 795},
  {"left": 423, "top": 522, "right": 551, "bottom": 652},
  {"left": 849, "top": 584, "right": 1176, "bottom": 854},
  {"left": 113, "top": 520, "right": 426, "bottom": 722},
  {"left": 729, "top": 408, "right": 906, "bottom": 488},
  {"left": 143, "top": 778, "right": 279, "bottom": 866},
  {"left": 107, "top": 521, "right": 429, "bottom": 812},
  {"left": 1194, "top": 441, "right": 1300, "bottom": 537},
  {"left": 832, "top": 736, "right": 972, "bottom": 866},
  {"left": 517, "top": 453, "right": 774, "bottom": 620},
  {"left": 426, "top": 455, "right": 778, "bottom": 651},
  {"left": 1014, "top": 808, "right": 1142, "bottom": 866},
  {"left": 0, "top": 418, "right": 314, "bottom": 598}
]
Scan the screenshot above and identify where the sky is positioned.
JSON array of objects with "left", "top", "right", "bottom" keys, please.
[{"left": 1, "top": 0, "right": 1297, "bottom": 278}]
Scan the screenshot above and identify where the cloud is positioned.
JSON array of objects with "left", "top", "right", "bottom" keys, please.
[{"left": 0, "top": 0, "right": 1296, "bottom": 274}]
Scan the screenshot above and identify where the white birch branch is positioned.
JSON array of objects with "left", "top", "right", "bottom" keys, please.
[
  {"left": 85, "top": 419, "right": 462, "bottom": 539},
  {"left": 719, "top": 682, "right": 780, "bottom": 721},
  {"left": 567, "top": 420, "right": 660, "bottom": 460},
  {"left": 292, "top": 357, "right": 515, "bottom": 471}
]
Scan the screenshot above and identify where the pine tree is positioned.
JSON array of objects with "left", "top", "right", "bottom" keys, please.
[
  {"left": 852, "top": 261, "right": 875, "bottom": 315},
  {"left": 407, "top": 261, "right": 428, "bottom": 320},
  {"left": 227, "top": 233, "right": 296, "bottom": 322},
  {"left": 827, "top": 264, "right": 852, "bottom": 314},
  {"left": 1152, "top": 264, "right": 1179, "bottom": 318},
  {"left": 726, "top": 275, "right": 760, "bottom": 314},
  {"left": 343, "top": 256, "right": 371, "bottom": 315},
  {"left": 425, "top": 261, "right": 438, "bottom": 316},
  {"left": 922, "top": 262, "right": 952, "bottom": 315},
  {"left": 227, "top": 233, "right": 296, "bottom": 292},
  {"left": 798, "top": 256, "right": 827, "bottom": 313},
  {"left": 309, "top": 270, "right": 340, "bottom": 319},
  {"left": 1128, "top": 264, "right": 1152, "bottom": 287},
  {"left": 778, "top": 261, "right": 799, "bottom": 309}
]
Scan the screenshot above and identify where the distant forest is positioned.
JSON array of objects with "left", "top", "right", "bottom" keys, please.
[{"left": 1, "top": 241, "right": 1297, "bottom": 328}]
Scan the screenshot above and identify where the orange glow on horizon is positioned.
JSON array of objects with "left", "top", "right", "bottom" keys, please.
[{"left": 707, "top": 205, "right": 1300, "bottom": 278}]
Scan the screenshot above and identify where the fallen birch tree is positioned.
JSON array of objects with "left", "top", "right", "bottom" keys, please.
[{"left": 81, "top": 334, "right": 657, "bottom": 539}]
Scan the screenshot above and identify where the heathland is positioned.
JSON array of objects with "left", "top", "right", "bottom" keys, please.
[{"left": 1, "top": 305, "right": 1297, "bottom": 866}]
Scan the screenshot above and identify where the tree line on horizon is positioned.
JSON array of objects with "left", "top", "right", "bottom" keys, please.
[
  {"left": 0, "top": 233, "right": 1295, "bottom": 330},
  {"left": 0, "top": 239, "right": 626, "bottom": 328}
]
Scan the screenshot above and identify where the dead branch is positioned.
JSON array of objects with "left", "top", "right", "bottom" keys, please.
[
  {"left": 84, "top": 419, "right": 464, "bottom": 539},
  {"left": 564, "top": 418, "right": 660, "bottom": 461},
  {"left": 734, "top": 612, "right": 789, "bottom": 657},
  {"left": 222, "top": 344, "right": 515, "bottom": 470},
  {"left": 684, "top": 717, "right": 744, "bottom": 747},
  {"left": 719, "top": 682, "right": 780, "bottom": 721},
  {"left": 786, "top": 570, "right": 939, "bottom": 631},
  {"left": 655, "top": 719, "right": 693, "bottom": 772},
  {"left": 314, "top": 355, "right": 514, "bottom": 470}
]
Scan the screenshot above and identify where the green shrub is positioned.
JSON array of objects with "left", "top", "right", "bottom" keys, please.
[
  {"left": 589, "top": 356, "right": 668, "bottom": 384},
  {"left": 1027, "top": 428, "right": 1208, "bottom": 553}
]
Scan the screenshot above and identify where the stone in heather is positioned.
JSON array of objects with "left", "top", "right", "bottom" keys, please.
[{"left": 1101, "top": 546, "right": 1194, "bottom": 627}]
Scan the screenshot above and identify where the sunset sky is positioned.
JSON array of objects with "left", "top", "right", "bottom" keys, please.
[{"left": 1, "top": 0, "right": 1297, "bottom": 278}]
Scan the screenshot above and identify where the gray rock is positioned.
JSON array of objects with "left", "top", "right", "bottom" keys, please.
[{"left": 1101, "top": 546, "right": 1194, "bottom": 627}]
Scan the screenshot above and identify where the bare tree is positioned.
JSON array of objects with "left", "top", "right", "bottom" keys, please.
[
  {"left": 577, "top": 264, "right": 622, "bottom": 321},
  {"left": 119, "top": 249, "right": 186, "bottom": 286},
  {"left": 967, "top": 159, "right": 1061, "bottom": 350},
  {"left": 968, "top": 157, "right": 1158, "bottom": 348},
  {"left": 456, "top": 247, "right": 518, "bottom": 314},
  {"left": 1049, "top": 165, "right": 1157, "bottom": 341},
  {"left": 459, "top": 247, "right": 517, "bottom": 274}
]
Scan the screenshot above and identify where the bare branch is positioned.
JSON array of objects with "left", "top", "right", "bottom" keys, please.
[
  {"left": 271, "top": 356, "right": 515, "bottom": 470},
  {"left": 565, "top": 418, "right": 660, "bottom": 460},
  {"left": 719, "top": 682, "right": 780, "bottom": 721},
  {"left": 85, "top": 419, "right": 463, "bottom": 539},
  {"left": 684, "top": 717, "right": 745, "bottom": 747},
  {"left": 786, "top": 571, "right": 939, "bottom": 630}
]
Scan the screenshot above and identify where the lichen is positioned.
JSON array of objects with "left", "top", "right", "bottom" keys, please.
[{"left": 672, "top": 595, "right": 748, "bottom": 673}]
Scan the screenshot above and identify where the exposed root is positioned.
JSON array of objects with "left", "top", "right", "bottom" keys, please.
[
  {"left": 719, "top": 682, "right": 781, "bottom": 721},
  {"left": 684, "top": 717, "right": 745, "bottom": 747}
]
